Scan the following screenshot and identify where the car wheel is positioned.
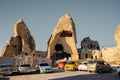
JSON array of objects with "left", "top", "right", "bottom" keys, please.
[
  {"left": 36, "top": 69, "right": 39, "bottom": 73},
  {"left": 58, "top": 67, "right": 60, "bottom": 69},
  {"left": 73, "top": 68, "right": 76, "bottom": 71},
  {"left": 97, "top": 69, "right": 102, "bottom": 74},
  {"left": 79, "top": 69, "right": 81, "bottom": 71},
  {"left": 109, "top": 68, "right": 112, "bottom": 73},
  {"left": 89, "top": 71, "right": 92, "bottom": 73},
  {"left": 118, "top": 72, "right": 120, "bottom": 76}
]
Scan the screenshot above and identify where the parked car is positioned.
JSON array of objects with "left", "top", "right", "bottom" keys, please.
[
  {"left": 18, "top": 64, "right": 31, "bottom": 73},
  {"left": 64, "top": 61, "right": 78, "bottom": 71},
  {"left": 57, "top": 61, "right": 67, "bottom": 69},
  {"left": 0, "top": 63, "right": 13, "bottom": 75},
  {"left": 87, "top": 60, "right": 112, "bottom": 74},
  {"left": 36, "top": 62, "right": 52, "bottom": 73},
  {"left": 117, "top": 65, "right": 120, "bottom": 75},
  {"left": 78, "top": 62, "right": 88, "bottom": 71}
]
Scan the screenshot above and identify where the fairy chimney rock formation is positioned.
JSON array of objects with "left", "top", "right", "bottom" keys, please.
[
  {"left": 102, "top": 24, "right": 120, "bottom": 64},
  {"left": 47, "top": 13, "right": 79, "bottom": 61},
  {"left": 115, "top": 24, "right": 120, "bottom": 47},
  {"left": 14, "top": 19, "right": 35, "bottom": 53},
  {"left": 1, "top": 19, "right": 35, "bottom": 57}
]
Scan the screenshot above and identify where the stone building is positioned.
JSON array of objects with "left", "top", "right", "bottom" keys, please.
[
  {"left": 78, "top": 37, "right": 101, "bottom": 60},
  {"left": 102, "top": 24, "right": 120, "bottom": 64},
  {"left": 47, "top": 13, "right": 79, "bottom": 63}
]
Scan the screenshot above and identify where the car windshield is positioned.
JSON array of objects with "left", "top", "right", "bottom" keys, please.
[
  {"left": 40, "top": 63, "right": 49, "bottom": 66},
  {"left": 59, "top": 62, "right": 66, "bottom": 64},
  {"left": 0, "top": 64, "right": 13, "bottom": 68},
  {"left": 20, "top": 64, "right": 30, "bottom": 67},
  {"left": 88, "top": 60, "right": 96, "bottom": 64},
  {"left": 67, "top": 61, "right": 75, "bottom": 64},
  {"left": 0, "top": 65, "right": 4, "bottom": 68}
]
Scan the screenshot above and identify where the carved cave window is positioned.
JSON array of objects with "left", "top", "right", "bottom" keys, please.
[
  {"left": 55, "top": 44, "right": 64, "bottom": 51},
  {"left": 6, "top": 45, "right": 9, "bottom": 48},
  {"left": 91, "top": 55, "right": 93, "bottom": 59},
  {"left": 25, "top": 53, "right": 28, "bottom": 56},
  {"left": 33, "top": 54, "right": 35, "bottom": 57},
  {"left": 60, "top": 30, "right": 72, "bottom": 37},
  {"left": 85, "top": 54, "right": 88, "bottom": 58},
  {"left": 12, "top": 45, "right": 17, "bottom": 48}
]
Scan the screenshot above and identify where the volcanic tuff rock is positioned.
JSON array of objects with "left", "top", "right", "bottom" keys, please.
[
  {"left": 115, "top": 24, "right": 120, "bottom": 47},
  {"left": 14, "top": 19, "right": 35, "bottom": 53},
  {"left": 47, "top": 13, "right": 79, "bottom": 60},
  {"left": 1, "top": 19, "right": 35, "bottom": 57},
  {"left": 102, "top": 24, "right": 120, "bottom": 64}
]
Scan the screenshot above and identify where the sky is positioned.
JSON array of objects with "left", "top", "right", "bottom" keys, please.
[{"left": 0, "top": 0, "right": 120, "bottom": 52}]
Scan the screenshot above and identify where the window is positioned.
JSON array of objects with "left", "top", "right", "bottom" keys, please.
[
  {"left": 85, "top": 54, "right": 88, "bottom": 58},
  {"left": 12, "top": 45, "right": 17, "bottom": 48},
  {"left": 60, "top": 30, "right": 72, "bottom": 37},
  {"left": 40, "top": 63, "right": 49, "bottom": 66}
]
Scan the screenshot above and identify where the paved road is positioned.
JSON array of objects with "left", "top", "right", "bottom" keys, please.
[
  {"left": 0, "top": 69, "right": 120, "bottom": 80},
  {"left": 50, "top": 71, "right": 120, "bottom": 80}
]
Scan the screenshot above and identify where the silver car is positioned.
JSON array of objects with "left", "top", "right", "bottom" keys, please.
[
  {"left": 36, "top": 62, "right": 52, "bottom": 73},
  {"left": 87, "top": 60, "right": 112, "bottom": 74},
  {"left": 18, "top": 64, "right": 31, "bottom": 73},
  {"left": 0, "top": 64, "right": 13, "bottom": 75}
]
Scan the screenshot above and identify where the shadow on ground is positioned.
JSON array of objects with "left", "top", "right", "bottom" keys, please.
[
  {"left": 0, "top": 77, "right": 9, "bottom": 80},
  {"left": 49, "top": 72, "right": 120, "bottom": 80},
  {"left": 9, "top": 68, "right": 64, "bottom": 76}
]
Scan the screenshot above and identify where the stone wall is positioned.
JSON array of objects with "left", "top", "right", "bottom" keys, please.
[{"left": 102, "top": 47, "right": 120, "bottom": 64}]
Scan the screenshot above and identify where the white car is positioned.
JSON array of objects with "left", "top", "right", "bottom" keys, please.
[
  {"left": 78, "top": 62, "right": 88, "bottom": 71},
  {"left": 18, "top": 64, "right": 31, "bottom": 73},
  {"left": 117, "top": 65, "right": 120, "bottom": 75},
  {"left": 0, "top": 64, "right": 13, "bottom": 75},
  {"left": 36, "top": 62, "right": 52, "bottom": 73}
]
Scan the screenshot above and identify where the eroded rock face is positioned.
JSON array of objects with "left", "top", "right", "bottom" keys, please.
[
  {"left": 47, "top": 13, "right": 78, "bottom": 61},
  {"left": 14, "top": 19, "right": 35, "bottom": 53},
  {"left": 1, "top": 36, "right": 21, "bottom": 57},
  {"left": 102, "top": 24, "right": 120, "bottom": 64},
  {"left": 115, "top": 24, "right": 120, "bottom": 47},
  {"left": 1, "top": 19, "right": 35, "bottom": 57}
]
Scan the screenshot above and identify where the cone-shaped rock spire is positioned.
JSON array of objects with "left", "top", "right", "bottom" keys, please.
[
  {"left": 115, "top": 24, "right": 120, "bottom": 47},
  {"left": 1, "top": 19, "right": 35, "bottom": 57},
  {"left": 47, "top": 13, "right": 78, "bottom": 61}
]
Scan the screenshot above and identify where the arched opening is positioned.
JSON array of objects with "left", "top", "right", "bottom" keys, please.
[
  {"left": 51, "top": 44, "right": 71, "bottom": 66},
  {"left": 55, "top": 44, "right": 63, "bottom": 51},
  {"left": 18, "top": 36, "right": 22, "bottom": 54},
  {"left": 85, "top": 54, "right": 88, "bottom": 58}
]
